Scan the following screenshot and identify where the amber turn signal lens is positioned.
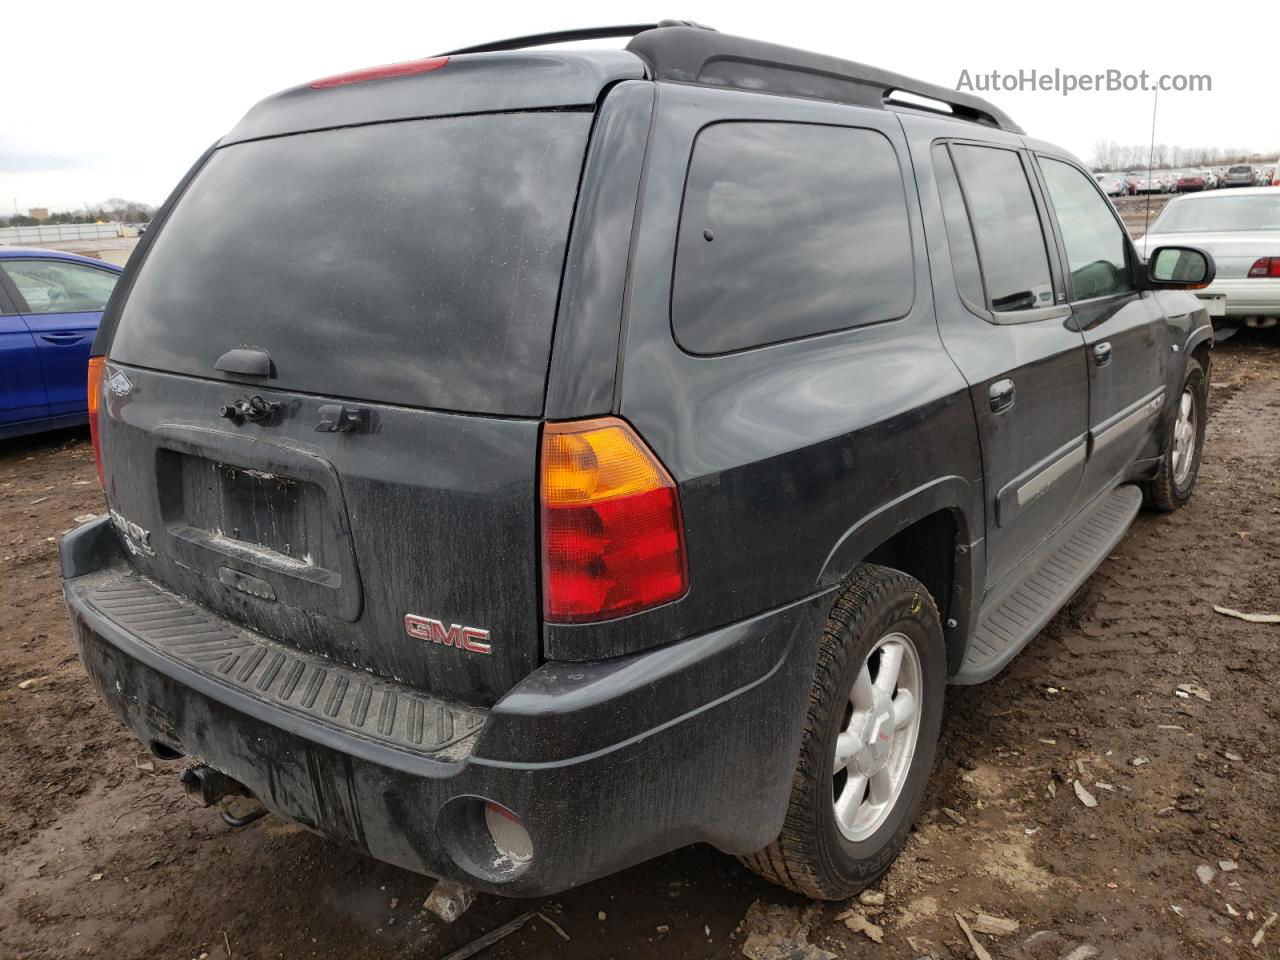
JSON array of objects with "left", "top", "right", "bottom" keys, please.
[{"left": 87, "top": 356, "right": 107, "bottom": 488}]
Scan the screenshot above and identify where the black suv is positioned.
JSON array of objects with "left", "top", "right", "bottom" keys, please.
[{"left": 62, "top": 24, "right": 1217, "bottom": 899}]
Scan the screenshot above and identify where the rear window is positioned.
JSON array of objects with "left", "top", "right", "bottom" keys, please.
[
  {"left": 110, "top": 112, "right": 592, "bottom": 415},
  {"left": 672, "top": 122, "right": 914, "bottom": 355},
  {"left": 932, "top": 145, "right": 985, "bottom": 308},
  {"left": 949, "top": 144, "right": 1054, "bottom": 314},
  {"left": 1151, "top": 195, "right": 1280, "bottom": 233}
]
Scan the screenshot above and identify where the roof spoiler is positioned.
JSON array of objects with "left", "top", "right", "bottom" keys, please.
[
  {"left": 626, "top": 26, "right": 1023, "bottom": 134},
  {"left": 436, "top": 21, "right": 1022, "bottom": 135}
]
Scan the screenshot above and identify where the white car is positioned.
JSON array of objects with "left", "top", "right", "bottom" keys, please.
[
  {"left": 1131, "top": 174, "right": 1163, "bottom": 194},
  {"left": 1141, "top": 187, "right": 1280, "bottom": 331},
  {"left": 1094, "top": 173, "right": 1128, "bottom": 197}
]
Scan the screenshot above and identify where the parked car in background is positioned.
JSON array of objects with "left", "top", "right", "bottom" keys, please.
[
  {"left": 1177, "top": 172, "right": 1208, "bottom": 193},
  {"left": 1199, "top": 170, "right": 1219, "bottom": 189},
  {"left": 1096, "top": 173, "right": 1128, "bottom": 197},
  {"left": 1132, "top": 174, "right": 1164, "bottom": 194},
  {"left": 0, "top": 248, "right": 121, "bottom": 439},
  {"left": 1142, "top": 188, "right": 1280, "bottom": 333},
  {"left": 1222, "top": 165, "right": 1255, "bottom": 188}
]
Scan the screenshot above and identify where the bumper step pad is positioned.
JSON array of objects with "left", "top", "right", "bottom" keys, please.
[
  {"left": 76, "top": 572, "right": 486, "bottom": 757},
  {"left": 955, "top": 484, "right": 1143, "bottom": 684}
]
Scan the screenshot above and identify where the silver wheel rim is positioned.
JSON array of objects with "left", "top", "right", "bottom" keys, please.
[
  {"left": 832, "top": 632, "right": 923, "bottom": 843},
  {"left": 1172, "top": 388, "right": 1197, "bottom": 486}
]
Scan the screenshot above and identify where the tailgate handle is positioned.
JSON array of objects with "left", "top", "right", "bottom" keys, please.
[
  {"left": 215, "top": 348, "right": 274, "bottom": 378},
  {"left": 316, "top": 404, "right": 370, "bottom": 433}
]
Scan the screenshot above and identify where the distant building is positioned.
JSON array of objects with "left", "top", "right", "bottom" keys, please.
[{"left": 28, "top": 207, "right": 49, "bottom": 221}]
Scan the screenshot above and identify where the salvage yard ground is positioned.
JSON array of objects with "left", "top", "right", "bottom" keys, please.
[{"left": 0, "top": 332, "right": 1276, "bottom": 960}]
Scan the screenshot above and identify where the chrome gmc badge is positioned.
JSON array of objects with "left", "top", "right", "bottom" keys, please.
[{"left": 404, "top": 614, "right": 492, "bottom": 655}]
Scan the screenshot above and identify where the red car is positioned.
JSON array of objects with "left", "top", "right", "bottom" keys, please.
[{"left": 1176, "top": 173, "right": 1207, "bottom": 192}]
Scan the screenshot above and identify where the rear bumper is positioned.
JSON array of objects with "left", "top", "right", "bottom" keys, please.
[
  {"left": 63, "top": 517, "right": 828, "bottom": 897},
  {"left": 1199, "top": 278, "right": 1280, "bottom": 318}
]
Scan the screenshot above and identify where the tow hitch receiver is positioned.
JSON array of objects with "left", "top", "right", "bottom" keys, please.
[
  {"left": 179, "top": 763, "right": 247, "bottom": 807},
  {"left": 180, "top": 763, "right": 269, "bottom": 827}
]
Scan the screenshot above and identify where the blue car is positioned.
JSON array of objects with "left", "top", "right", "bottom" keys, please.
[{"left": 0, "top": 248, "right": 122, "bottom": 439}]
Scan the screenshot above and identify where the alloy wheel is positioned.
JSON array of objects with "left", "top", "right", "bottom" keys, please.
[{"left": 831, "top": 632, "right": 923, "bottom": 842}]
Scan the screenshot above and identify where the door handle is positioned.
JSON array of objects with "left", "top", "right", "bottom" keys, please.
[
  {"left": 989, "top": 378, "right": 1015, "bottom": 413},
  {"left": 1093, "top": 341, "right": 1113, "bottom": 367},
  {"left": 39, "top": 333, "right": 84, "bottom": 344}
]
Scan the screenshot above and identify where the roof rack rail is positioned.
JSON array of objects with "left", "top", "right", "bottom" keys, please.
[
  {"left": 437, "top": 20, "right": 713, "bottom": 57},
  {"left": 625, "top": 26, "right": 1022, "bottom": 134},
  {"left": 437, "top": 22, "right": 1020, "bottom": 134}
]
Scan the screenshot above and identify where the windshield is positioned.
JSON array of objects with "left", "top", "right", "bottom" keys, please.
[
  {"left": 1150, "top": 195, "right": 1280, "bottom": 233},
  {"left": 110, "top": 111, "right": 592, "bottom": 415}
]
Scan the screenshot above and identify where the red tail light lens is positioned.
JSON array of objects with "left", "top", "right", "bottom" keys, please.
[
  {"left": 87, "top": 356, "right": 106, "bottom": 487},
  {"left": 1247, "top": 257, "right": 1280, "bottom": 278},
  {"left": 309, "top": 56, "right": 448, "bottom": 89},
  {"left": 540, "top": 418, "right": 687, "bottom": 623}
]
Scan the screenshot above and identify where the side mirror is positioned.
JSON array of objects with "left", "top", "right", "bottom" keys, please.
[{"left": 1145, "top": 245, "right": 1216, "bottom": 290}]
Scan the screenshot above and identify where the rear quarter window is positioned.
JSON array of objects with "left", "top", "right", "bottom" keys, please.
[{"left": 672, "top": 122, "right": 914, "bottom": 355}]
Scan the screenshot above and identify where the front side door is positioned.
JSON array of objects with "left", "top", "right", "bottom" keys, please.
[
  {"left": 1034, "top": 155, "right": 1168, "bottom": 497},
  {"left": 0, "top": 258, "right": 117, "bottom": 417},
  {"left": 0, "top": 282, "right": 48, "bottom": 428},
  {"left": 925, "top": 138, "right": 1091, "bottom": 594}
]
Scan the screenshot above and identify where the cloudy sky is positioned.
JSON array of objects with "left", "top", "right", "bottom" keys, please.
[{"left": 3, "top": 0, "right": 1275, "bottom": 213}]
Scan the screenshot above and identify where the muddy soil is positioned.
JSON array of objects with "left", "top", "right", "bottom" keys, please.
[
  {"left": 1113, "top": 193, "right": 1171, "bottom": 239},
  {"left": 1, "top": 334, "right": 1277, "bottom": 960}
]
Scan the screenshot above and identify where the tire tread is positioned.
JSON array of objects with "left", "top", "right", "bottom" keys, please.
[
  {"left": 1144, "top": 357, "right": 1207, "bottom": 512},
  {"left": 738, "top": 564, "right": 939, "bottom": 898}
]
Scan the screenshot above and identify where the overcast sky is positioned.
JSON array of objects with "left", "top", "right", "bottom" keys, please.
[{"left": 3, "top": 0, "right": 1275, "bottom": 212}]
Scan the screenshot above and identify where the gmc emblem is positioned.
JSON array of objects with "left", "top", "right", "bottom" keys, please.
[{"left": 404, "top": 614, "right": 492, "bottom": 655}]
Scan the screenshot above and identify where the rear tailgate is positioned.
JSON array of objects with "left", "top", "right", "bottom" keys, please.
[{"left": 97, "top": 108, "right": 594, "bottom": 705}]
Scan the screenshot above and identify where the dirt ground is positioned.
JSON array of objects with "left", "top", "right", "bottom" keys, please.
[
  {"left": 1113, "top": 194, "right": 1172, "bottom": 240},
  {"left": 1, "top": 332, "right": 1277, "bottom": 960}
]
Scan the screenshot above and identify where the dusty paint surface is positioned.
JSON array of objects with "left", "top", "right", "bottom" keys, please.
[{"left": 0, "top": 332, "right": 1277, "bottom": 959}]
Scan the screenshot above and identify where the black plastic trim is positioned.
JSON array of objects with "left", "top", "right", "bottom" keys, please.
[{"left": 626, "top": 26, "right": 1022, "bottom": 133}]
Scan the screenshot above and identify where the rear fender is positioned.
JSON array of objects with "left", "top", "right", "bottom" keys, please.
[{"left": 817, "top": 475, "right": 981, "bottom": 674}]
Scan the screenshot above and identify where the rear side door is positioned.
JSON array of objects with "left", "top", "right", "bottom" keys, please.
[
  {"left": 2, "top": 258, "right": 117, "bottom": 417},
  {"left": 1033, "top": 155, "right": 1168, "bottom": 496},
  {"left": 0, "top": 280, "right": 48, "bottom": 428},
  {"left": 926, "top": 139, "right": 1090, "bottom": 593}
]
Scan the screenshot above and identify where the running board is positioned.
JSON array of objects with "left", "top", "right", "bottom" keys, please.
[{"left": 952, "top": 484, "right": 1143, "bottom": 685}]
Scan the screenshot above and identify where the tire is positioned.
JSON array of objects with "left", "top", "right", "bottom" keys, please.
[
  {"left": 739, "top": 564, "right": 945, "bottom": 899},
  {"left": 1144, "top": 356, "right": 1208, "bottom": 512}
]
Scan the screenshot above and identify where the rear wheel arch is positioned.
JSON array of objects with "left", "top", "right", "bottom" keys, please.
[{"left": 819, "top": 481, "right": 979, "bottom": 676}]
